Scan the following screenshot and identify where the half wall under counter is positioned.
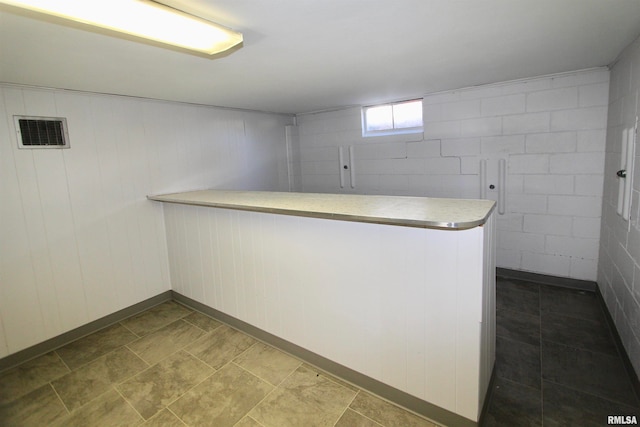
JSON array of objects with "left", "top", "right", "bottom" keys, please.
[{"left": 149, "top": 190, "right": 497, "bottom": 426}]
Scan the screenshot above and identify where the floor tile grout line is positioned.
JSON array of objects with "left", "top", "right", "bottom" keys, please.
[
  {"left": 332, "top": 400, "right": 357, "bottom": 426},
  {"left": 51, "top": 344, "right": 151, "bottom": 412},
  {"left": 118, "top": 350, "right": 219, "bottom": 423},
  {"left": 230, "top": 351, "right": 303, "bottom": 388},
  {"left": 333, "top": 390, "right": 365, "bottom": 427},
  {"left": 119, "top": 305, "right": 195, "bottom": 339},
  {"left": 171, "top": 304, "right": 362, "bottom": 392},
  {"left": 165, "top": 406, "right": 190, "bottom": 426},
  {"left": 124, "top": 319, "right": 213, "bottom": 367},
  {"left": 181, "top": 315, "right": 223, "bottom": 335},
  {"left": 348, "top": 386, "right": 441, "bottom": 425},
  {"left": 540, "top": 308, "right": 609, "bottom": 325},
  {"left": 340, "top": 407, "right": 387, "bottom": 427},
  {"left": 47, "top": 381, "right": 72, "bottom": 416},
  {"left": 230, "top": 359, "right": 283, "bottom": 388},
  {"left": 112, "top": 345, "right": 219, "bottom": 418},
  {"left": 124, "top": 344, "right": 185, "bottom": 369},
  {"left": 540, "top": 337, "right": 619, "bottom": 358},
  {"left": 245, "top": 415, "right": 268, "bottom": 427},
  {"left": 181, "top": 345, "right": 221, "bottom": 372},
  {"left": 117, "top": 320, "right": 142, "bottom": 339},
  {"left": 112, "top": 385, "right": 146, "bottom": 423},
  {"left": 57, "top": 332, "right": 141, "bottom": 372},
  {"left": 152, "top": 370, "right": 216, "bottom": 422},
  {"left": 121, "top": 344, "right": 152, "bottom": 372},
  {"left": 496, "top": 334, "right": 540, "bottom": 348},
  {"left": 496, "top": 306, "right": 541, "bottom": 319},
  {"left": 541, "top": 378, "right": 640, "bottom": 410},
  {"left": 495, "top": 375, "right": 542, "bottom": 393},
  {"left": 53, "top": 347, "right": 152, "bottom": 416},
  {"left": 495, "top": 332, "right": 539, "bottom": 347},
  {"left": 229, "top": 359, "right": 289, "bottom": 424},
  {"left": 541, "top": 338, "right": 636, "bottom": 365},
  {"left": 231, "top": 340, "right": 260, "bottom": 365},
  {"left": 218, "top": 320, "right": 360, "bottom": 391},
  {"left": 53, "top": 350, "right": 72, "bottom": 372}
]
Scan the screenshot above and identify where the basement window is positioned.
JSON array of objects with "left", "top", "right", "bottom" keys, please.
[
  {"left": 14, "top": 116, "right": 70, "bottom": 149},
  {"left": 362, "top": 99, "right": 423, "bottom": 137}
]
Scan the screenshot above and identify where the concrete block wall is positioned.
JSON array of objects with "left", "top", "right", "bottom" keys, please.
[
  {"left": 599, "top": 35, "right": 640, "bottom": 377},
  {"left": 297, "top": 68, "right": 609, "bottom": 281}
]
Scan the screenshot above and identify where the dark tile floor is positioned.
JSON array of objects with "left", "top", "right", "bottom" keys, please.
[{"left": 484, "top": 277, "right": 640, "bottom": 426}]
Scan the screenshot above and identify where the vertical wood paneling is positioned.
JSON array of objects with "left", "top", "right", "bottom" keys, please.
[
  {"left": 161, "top": 205, "right": 494, "bottom": 421},
  {"left": 104, "top": 96, "right": 137, "bottom": 309},
  {"left": 64, "top": 94, "right": 116, "bottom": 320},
  {"left": 197, "top": 208, "right": 214, "bottom": 305},
  {"left": 258, "top": 214, "right": 279, "bottom": 333},
  {"left": 378, "top": 224, "right": 410, "bottom": 390},
  {"left": 0, "top": 88, "right": 49, "bottom": 350},
  {"left": 455, "top": 226, "right": 484, "bottom": 418},
  {"left": 36, "top": 148, "right": 90, "bottom": 330},
  {"left": 403, "top": 227, "right": 428, "bottom": 399},
  {"left": 479, "top": 213, "right": 497, "bottom": 414},
  {"left": 163, "top": 204, "right": 181, "bottom": 296},
  {"left": 0, "top": 84, "right": 292, "bottom": 358},
  {"left": 423, "top": 230, "right": 458, "bottom": 411},
  {"left": 23, "top": 89, "right": 89, "bottom": 332}
]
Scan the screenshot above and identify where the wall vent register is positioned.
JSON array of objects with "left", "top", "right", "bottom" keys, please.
[{"left": 13, "top": 116, "right": 69, "bottom": 149}]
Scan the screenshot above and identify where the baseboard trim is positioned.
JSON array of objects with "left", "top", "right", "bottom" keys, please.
[
  {"left": 496, "top": 267, "right": 596, "bottom": 292},
  {"left": 594, "top": 286, "right": 640, "bottom": 403},
  {"left": 171, "top": 291, "right": 481, "bottom": 427},
  {"left": 0, "top": 291, "right": 173, "bottom": 373}
]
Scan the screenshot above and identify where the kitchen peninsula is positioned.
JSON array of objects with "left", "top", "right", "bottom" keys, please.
[{"left": 149, "top": 190, "right": 496, "bottom": 426}]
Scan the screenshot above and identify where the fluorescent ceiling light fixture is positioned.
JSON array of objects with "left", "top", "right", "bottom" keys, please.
[{"left": 1, "top": 0, "right": 243, "bottom": 55}]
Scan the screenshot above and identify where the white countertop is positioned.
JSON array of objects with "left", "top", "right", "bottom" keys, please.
[{"left": 148, "top": 190, "right": 496, "bottom": 230}]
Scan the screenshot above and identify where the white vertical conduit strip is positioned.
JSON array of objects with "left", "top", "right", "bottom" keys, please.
[
  {"left": 479, "top": 159, "right": 487, "bottom": 199},
  {"left": 285, "top": 125, "right": 294, "bottom": 192},
  {"left": 623, "top": 123, "right": 636, "bottom": 221},
  {"left": 349, "top": 145, "right": 356, "bottom": 189},
  {"left": 498, "top": 158, "right": 506, "bottom": 215},
  {"left": 617, "top": 128, "right": 628, "bottom": 216},
  {"left": 338, "top": 146, "right": 345, "bottom": 188}
]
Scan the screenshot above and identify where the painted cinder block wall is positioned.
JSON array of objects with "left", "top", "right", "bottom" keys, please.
[
  {"left": 599, "top": 35, "right": 640, "bottom": 376},
  {"left": 0, "top": 84, "right": 293, "bottom": 358},
  {"left": 296, "top": 68, "right": 609, "bottom": 282}
]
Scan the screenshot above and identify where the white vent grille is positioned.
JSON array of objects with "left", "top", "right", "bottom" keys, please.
[{"left": 14, "top": 116, "right": 69, "bottom": 149}]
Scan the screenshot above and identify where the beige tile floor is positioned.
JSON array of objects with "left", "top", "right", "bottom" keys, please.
[{"left": 0, "top": 301, "right": 440, "bottom": 427}]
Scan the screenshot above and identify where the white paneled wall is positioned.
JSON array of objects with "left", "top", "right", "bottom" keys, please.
[
  {"left": 599, "top": 35, "right": 640, "bottom": 377},
  {"left": 0, "top": 84, "right": 292, "bottom": 358},
  {"left": 297, "top": 69, "right": 609, "bottom": 280}
]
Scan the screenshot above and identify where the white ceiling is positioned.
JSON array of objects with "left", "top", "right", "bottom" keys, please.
[{"left": 1, "top": 1, "right": 640, "bottom": 115}]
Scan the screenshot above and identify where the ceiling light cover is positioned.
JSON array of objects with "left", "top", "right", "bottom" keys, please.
[{"left": 1, "top": 0, "right": 243, "bottom": 55}]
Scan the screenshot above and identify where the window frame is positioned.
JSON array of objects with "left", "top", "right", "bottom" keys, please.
[{"left": 361, "top": 99, "right": 423, "bottom": 138}]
